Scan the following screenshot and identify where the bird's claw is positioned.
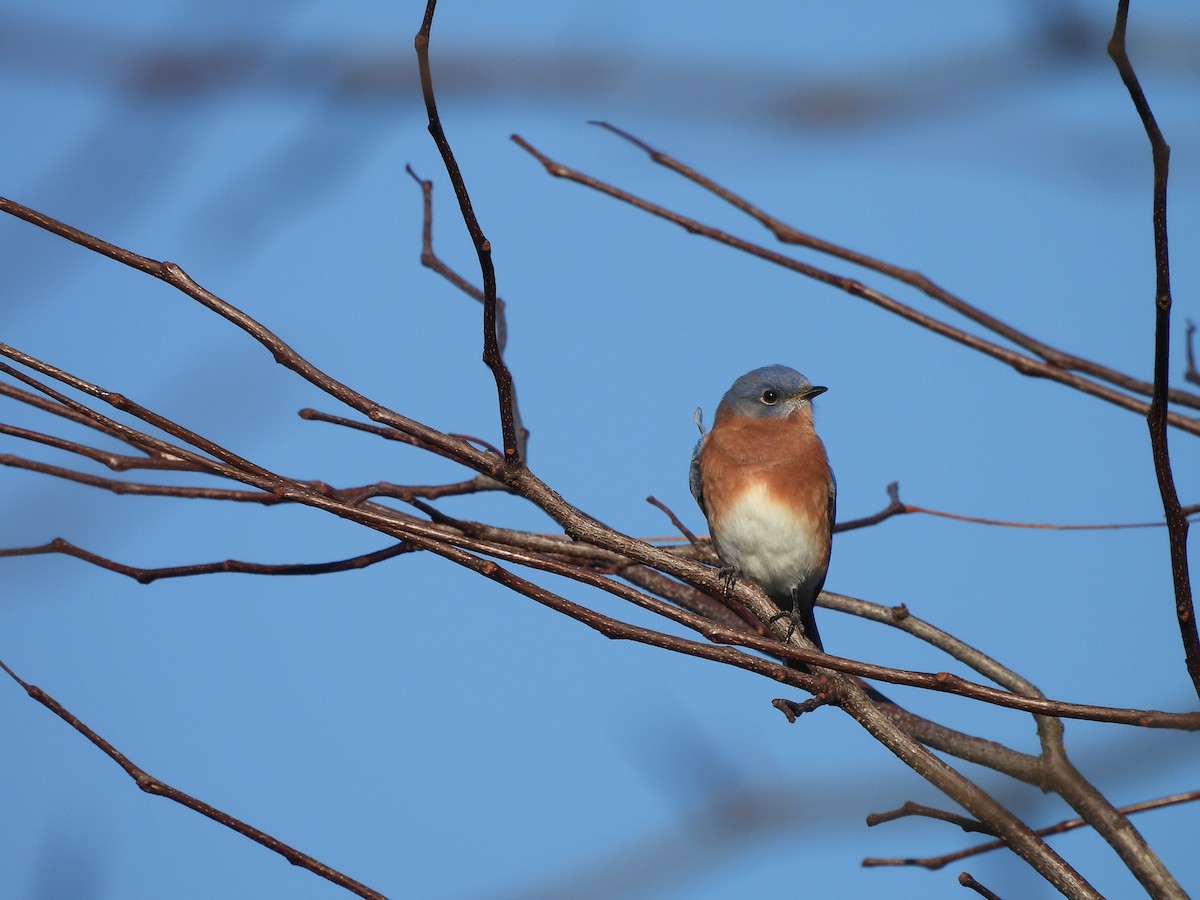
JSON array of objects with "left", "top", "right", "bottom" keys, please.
[
  {"left": 717, "top": 565, "right": 740, "bottom": 602},
  {"left": 768, "top": 601, "right": 820, "bottom": 651},
  {"left": 768, "top": 608, "right": 800, "bottom": 644}
]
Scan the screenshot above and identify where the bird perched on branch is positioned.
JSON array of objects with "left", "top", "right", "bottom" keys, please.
[{"left": 689, "top": 365, "right": 835, "bottom": 651}]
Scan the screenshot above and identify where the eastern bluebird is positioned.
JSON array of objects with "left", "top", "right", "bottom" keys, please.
[{"left": 690, "top": 365, "right": 835, "bottom": 651}]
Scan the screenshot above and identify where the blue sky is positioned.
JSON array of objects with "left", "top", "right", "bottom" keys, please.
[{"left": 3, "top": 2, "right": 1200, "bottom": 898}]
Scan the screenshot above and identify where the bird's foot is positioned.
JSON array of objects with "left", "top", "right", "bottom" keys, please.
[
  {"left": 767, "top": 608, "right": 800, "bottom": 644},
  {"left": 717, "top": 565, "right": 741, "bottom": 602},
  {"left": 768, "top": 593, "right": 823, "bottom": 652}
]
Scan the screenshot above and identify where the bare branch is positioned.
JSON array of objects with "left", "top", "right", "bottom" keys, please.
[
  {"left": 0, "top": 538, "right": 417, "bottom": 584},
  {"left": 0, "top": 422, "right": 188, "bottom": 472},
  {"left": 958, "top": 873, "right": 1002, "bottom": 900},
  {"left": 588, "top": 120, "right": 1200, "bottom": 413},
  {"left": 646, "top": 495, "right": 700, "bottom": 545},
  {"left": 403, "top": 165, "right": 531, "bottom": 458},
  {"left": 865, "top": 789, "right": 1200, "bottom": 872},
  {"left": 1108, "top": 0, "right": 1200, "bottom": 702},
  {"left": 0, "top": 657, "right": 387, "bottom": 900},
  {"left": 834, "top": 482, "right": 909, "bottom": 533},
  {"left": 867, "top": 800, "right": 993, "bottom": 835},
  {"left": 0, "top": 454, "right": 279, "bottom": 503},
  {"left": 510, "top": 134, "right": 1200, "bottom": 437},
  {"left": 0, "top": 196, "right": 498, "bottom": 479},
  {"left": 413, "top": 1, "right": 520, "bottom": 462},
  {"left": 904, "top": 501, "right": 1200, "bottom": 532}
]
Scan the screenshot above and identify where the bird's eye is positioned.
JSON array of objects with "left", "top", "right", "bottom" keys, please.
[{"left": 760, "top": 390, "right": 779, "bottom": 405}]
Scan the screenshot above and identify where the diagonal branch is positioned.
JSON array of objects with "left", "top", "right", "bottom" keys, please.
[
  {"left": 0, "top": 196, "right": 499, "bottom": 480},
  {"left": 510, "top": 135, "right": 1200, "bottom": 438},
  {"left": 0, "top": 658, "right": 387, "bottom": 900},
  {"left": 588, "top": 120, "right": 1200, "bottom": 413}
]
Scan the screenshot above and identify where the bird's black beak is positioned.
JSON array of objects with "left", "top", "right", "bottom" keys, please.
[{"left": 801, "top": 385, "right": 828, "bottom": 401}]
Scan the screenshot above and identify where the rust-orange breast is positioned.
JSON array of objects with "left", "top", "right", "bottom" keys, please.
[{"left": 698, "top": 407, "right": 832, "bottom": 602}]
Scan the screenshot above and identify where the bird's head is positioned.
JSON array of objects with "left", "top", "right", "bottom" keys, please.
[{"left": 715, "top": 364, "right": 827, "bottom": 421}]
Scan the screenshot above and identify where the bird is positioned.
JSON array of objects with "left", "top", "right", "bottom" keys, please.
[{"left": 689, "top": 365, "right": 835, "bottom": 652}]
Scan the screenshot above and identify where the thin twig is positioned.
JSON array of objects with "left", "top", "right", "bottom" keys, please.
[
  {"left": 904, "top": 502, "right": 1200, "bottom": 532},
  {"left": 958, "top": 873, "right": 1002, "bottom": 900},
  {"left": 646, "top": 495, "right": 700, "bottom": 545},
  {"left": 866, "top": 801, "right": 993, "bottom": 835},
  {"left": 864, "top": 789, "right": 1200, "bottom": 871},
  {"left": 834, "top": 482, "right": 909, "bottom": 532},
  {"left": 0, "top": 455, "right": 282, "bottom": 503},
  {"left": 0, "top": 423, "right": 186, "bottom": 472},
  {"left": 403, "top": 165, "right": 530, "bottom": 456},
  {"left": 0, "top": 538, "right": 417, "bottom": 584}
]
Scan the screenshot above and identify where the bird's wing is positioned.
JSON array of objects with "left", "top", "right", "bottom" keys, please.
[
  {"left": 689, "top": 434, "right": 707, "bottom": 515},
  {"left": 827, "top": 468, "right": 837, "bottom": 530}
]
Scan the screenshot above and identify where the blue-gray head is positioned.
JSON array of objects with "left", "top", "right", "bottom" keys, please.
[{"left": 715, "top": 364, "right": 827, "bottom": 421}]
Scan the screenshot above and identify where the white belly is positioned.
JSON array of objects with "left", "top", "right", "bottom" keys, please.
[{"left": 712, "top": 483, "right": 823, "bottom": 600}]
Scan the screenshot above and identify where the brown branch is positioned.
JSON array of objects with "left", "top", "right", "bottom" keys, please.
[
  {"left": 413, "top": 1, "right": 519, "bottom": 463},
  {"left": 818, "top": 591, "right": 1200, "bottom": 729},
  {"left": 342, "top": 498, "right": 1200, "bottom": 735},
  {"left": 403, "top": 166, "right": 531, "bottom": 459},
  {"left": 864, "top": 789, "right": 1200, "bottom": 872},
  {"left": 0, "top": 197, "right": 500, "bottom": 482},
  {"left": 331, "top": 478, "right": 508, "bottom": 505},
  {"left": 615, "top": 564, "right": 752, "bottom": 631},
  {"left": 0, "top": 353, "right": 281, "bottom": 490},
  {"left": 834, "top": 481, "right": 909, "bottom": 533},
  {"left": 296, "top": 407, "right": 469, "bottom": 455},
  {"left": 510, "top": 135, "right": 1200, "bottom": 437},
  {"left": 446, "top": 506, "right": 1095, "bottom": 892},
  {"left": 840, "top": 481, "right": 1200, "bottom": 533},
  {"left": 0, "top": 379, "right": 151, "bottom": 442},
  {"left": 958, "top": 873, "right": 1002, "bottom": 900},
  {"left": 8, "top": 489, "right": 1195, "bottom": 731},
  {"left": 0, "top": 422, "right": 188, "bottom": 472},
  {"left": 904, "top": 502, "right": 1200, "bottom": 531},
  {"left": 825, "top": 590, "right": 1186, "bottom": 895},
  {"left": 0, "top": 657, "right": 387, "bottom": 900},
  {"left": 867, "top": 801, "right": 993, "bottom": 835},
  {"left": 771, "top": 695, "right": 834, "bottom": 721},
  {"left": 588, "top": 120, "right": 1200, "bottom": 413},
  {"left": 0, "top": 454, "right": 281, "bottom": 503},
  {"left": 404, "top": 165, "right": 490, "bottom": 309},
  {"left": 0, "top": 444, "right": 501, "bottom": 509},
  {"left": 870, "top": 698, "right": 1044, "bottom": 786},
  {"left": 646, "top": 495, "right": 700, "bottom": 545},
  {"left": 1108, "top": 0, "right": 1200, "bottom": 702},
  {"left": 0, "top": 538, "right": 417, "bottom": 584}
]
